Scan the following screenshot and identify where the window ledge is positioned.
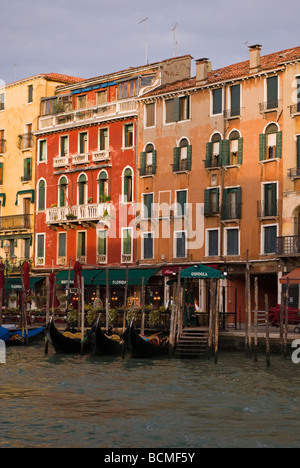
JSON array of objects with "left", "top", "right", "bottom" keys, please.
[{"left": 259, "top": 158, "right": 280, "bottom": 165}]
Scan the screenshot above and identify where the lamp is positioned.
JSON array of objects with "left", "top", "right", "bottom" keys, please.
[{"left": 3, "top": 242, "right": 9, "bottom": 256}]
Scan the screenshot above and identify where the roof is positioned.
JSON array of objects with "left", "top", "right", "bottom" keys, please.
[
  {"left": 280, "top": 268, "right": 300, "bottom": 285},
  {"left": 143, "top": 46, "right": 300, "bottom": 98},
  {"left": 40, "top": 73, "right": 84, "bottom": 84}
]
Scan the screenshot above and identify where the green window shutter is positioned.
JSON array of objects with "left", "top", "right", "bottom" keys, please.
[
  {"left": 98, "top": 231, "right": 107, "bottom": 255},
  {"left": 276, "top": 131, "right": 282, "bottom": 159},
  {"left": 38, "top": 181, "right": 45, "bottom": 211},
  {"left": 173, "top": 147, "right": 180, "bottom": 172},
  {"left": 238, "top": 138, "right": 243, "bottom": 165},
  {"left": 237, "top": 186, "right": 242, "bottom": 219},
  {"left": 231, "top": 85, "right": 240, "bottom": 116},
  {"left": 205, "top": 142, "right": 213, "bottom": 168},
  {"left": 144, "top": 193, "right": 153, "bottom": 219},
  {"left": 152, "top": 150, "right": 157, "bottom": 175},
  {"left": 220, "top": 139, "right": 230, "bottom": 166},
  {"left": 123, "top": 230, "right": 132, "bottom": 255},
  {"left": 259, "top": 134, "right": 267, "bottom": 161},
  {"left": 204, "top": 189, "right": 211, "bottom": 215},
  {"left": 221, "top": 189, "right": 228, "bottom": 220},
  {"left": 177, "top": 190, "right": 187, "bottom": 216},
  {"left": 0, "top": 163, "right": 3, "bottom": 185},
  {"left": 297, "top": 136, "right": 300, "bottom": 170},
  {"left": 140, "top": 152, "right": 146, "bottom": 176},
  {"left": 213, "top": 88, "right": 222, "bottom": 114},
  {"left": 267, "top": 76, "right": 278, "bottom": 108},
  {"left": 187, "top": 145, "right": 192, "bottom": 171},
  {"left": 174, "top": 97, "right": 180, "bottom": 122}
]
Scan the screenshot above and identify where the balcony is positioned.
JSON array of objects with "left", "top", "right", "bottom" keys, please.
[
  {"left": 288, "top": 168, "right": 300, "bottom": 180},
  {"left": 38, "top": 98, "right": 138, "bottom": 132},
  {"left": 53, "top": 156, "right": 70, "bottom": 168},
  {"left": 277, "top": 236, "right": 300, "bottom": 256},
  {"left": 290, "top": 104, "right": 300, "bottom": 118},
  {"left": 92, "top": 150, "right": 110, "bottom": 162},
  {"left": 224, "top": 108, "right": 242, "bottom": 119},
  {"left": 257, "top": 200, "right": 279, "bottom": 219},
  {"left": 0, "top": 214, "right": 32, "bottom": 231},
  {"left": 72, "top": 153, "right": 89, "bottom": 165},
  {"left": 221, "top": 203, "right": 241, "bottom": 221},
  {"left": 259, "top": 99, "right": 282, "bottom": 114},
  {"left": 46, "top": 203, "right": 110, "bottom": 225},
  {"left": 18, "top": 133, "right": 34, "bottom": 150}
]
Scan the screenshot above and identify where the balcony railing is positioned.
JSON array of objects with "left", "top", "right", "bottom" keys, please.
[
  {"left": 224, "top": 108, "right": 241, "bottom": 119},
  {"left": 288, "top": 167, "right": 300, "bottom": 180},
  {"left": 46, "top": 203, "right": 110, "bottom": 224},
  {"left": 53, "top": 156, "right": 70, "bottom": 168},
  {"left": 290, "top": 104, "right": 300, "bottom": 117},
  {"left": 18, "top": 133, "right": 34, "bottom": 150},
  {"left": 38, "top": 98, "right": 138, "bottom": 131},
  {"left": 0, "top": 139, "right": 6, "bottom": 154},
  {"left": 259, "top": 99, "right": 282, "bottom": 114},
  {"left": 277, "top": 236, "right": 300, "bottom": 256},
  {"left": 0, "top": 214, "right": 32, "bottom": 231},
  {"left": 221, "top": 202, "right": 241, "bottom": 221},
  {"left": 257, "top": 200, "right": 278, "bottom": 218}
]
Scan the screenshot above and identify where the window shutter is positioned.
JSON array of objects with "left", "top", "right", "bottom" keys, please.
[
  {"left": 238, "top": 138, "right": 243, "bottom": 165},
  {"left": 267, "top": 76, "right": 278, "bottom": 108},
  {"left": 220, "top": 140, "right": 230, "bottom": 166},
  {"left": 204, "top": 189, "right": 211, "bottom": 215},
  {"left": 140, "top": 152, "right": 146, "bottom": 176},
  {"left": 259, "top": 134, "right": 267, "bottom": 161},
  {"left": 276, "top": 131, "right": 282, "bottom": 159},
  {"left": 237, "top": 186, "right": 242, "bottom": 219},
  {"left": 205, "top": 142, "right": 213, "bottom": 168},
  {"left": 297, "top": 136, "right": 300, "bottom": 170},
  {"left": 98, "top": 231, "right": 107, "bottom": 255},
  {"left": 38, "top": 181, "right": 45, "bottom": 211},
  {"left": 271, "top": 183, "right": 277, "bottom": 216},
  {"left": 231, "top": 85, "right": 240, "bottom": 116},
  {"left": 152, "top": 150, "right": 157, "bottom": 175},
  {"left": 173, "top": 147, "right": 180, "bottom": 172},
  {"left": 221, "top": 189, "right": 228, "bottom": 220},
  {"left": 187, "top": 145, "right": 192, "bottom": 171},
  {"left": 174, "top": 97, "right": 180, "bottom": 122},
  {"left": 0, "top": 163, "right": 3, "bottom": 185}
]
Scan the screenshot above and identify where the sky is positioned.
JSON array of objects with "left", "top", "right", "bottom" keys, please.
[{"left": 1, "top": 0, "right": 300, "bottom": 85}]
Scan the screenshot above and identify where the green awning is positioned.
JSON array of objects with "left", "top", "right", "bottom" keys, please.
[
  {"left": 6, "top": 277, "right": 44, "bottom": 290},
  {"left": 181, "top": 264, "right": 225, "bottom": 280},
  {"left": 56, "top": 268, "right": 158, "bottom": 286}
]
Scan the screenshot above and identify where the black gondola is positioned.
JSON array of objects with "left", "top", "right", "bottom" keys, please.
[
  {"left": 124, "top": 322, "right": 169, "bottom": 358},
  {"left": 89, "top": 316, "right": 123, "bottom": 356},
  {"left": 46, "top": 317, "right": 90, "bottom": 354}
]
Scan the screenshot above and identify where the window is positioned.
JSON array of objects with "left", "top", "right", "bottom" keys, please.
[
  {"left": 207, "top": 229, "right": 219, "bottom": 257},
  {"left": 145, "top": 103, "right": 155, "bottom": 127},
  {"left": 176, "top": 190, "right": 187, "bottom": 217},
  {"left": 58, "top": 232, "right": 67, "bottom": 258},
  {"left": 98, "top": 171, "right": 108, "bottom": 202},
  {"left": 230, "top": 84, "right": 240, "bottom": 117},
  {"left": 97, "top": 230, "right": 107, "bottom": 257},
  {"left": 99, "top": 128, "right": 109, "bottom": 151},
  {"left": 173, "top": 139, "right": 192, "bottom": 172},
  {"left": 122, "top": 228, "right": 132, "bottom": 262},
  {"left": 222, "top": 187, "right": 242, "bottom": 220},
  {"left": 263, "top": 183, "right": 277, "bottom": 217},
  {"left": 259, "top": 125, "right": 282, "bottom": 161},
  {"left": 267, "top": 76, "right": 278, "bottom": 109},
  {"left": 79, "top": 132, "right": 88, "bottom": 154},
  {"left": 165, "top": 96, "right": 190, "bottom": 123},
  {"left": 123, "top": 168, "right": 133, "bottom": 203},
  {"left": 59, "top": 176, "right": 68, "bottom": 207},
  {"left": 78, "top": 174, "right": 88, "bottom": 205},
  {"left": 175, "top": 231, "right": 186, "bottom": 258},
  {"left": 143, "top": 193, "right": 153, "bottom": 219},
  {"left": 37, "top": 234, "right": 45, "bottom": 260},
  {"left": 60, "top": 135, "right": 69, "bottom": 157},
  {"left": 0, "top": 130, "right": 5, "bottom": 153},
  {"left": 124, "top": 124, "right": 134, "bottom": 148},
  {"left": 38, "top": 180, "right": 46, "bottom": 211},
  {"left": 143, "top": 232, "right": 154, "bottom": 259},
  {"left": 204, "top": 188, "right": 220, "bottom": 216},
  {"left": 297, "top": 77, "right": 300, "bottom": 113},
  {"left": 23, "top": 238, "right": 30, "bottom": 259},
  {"left": 229, "top": 131, "right": 243, "bottom": 165},
  {"left": 96, "top": 90, "right": 107, "bottom": 105},
  {"left": 28, "top": 85, "right": 33, "bottom": 103},
  {"left": 0, "top": 93, "right": 4, "bottom": 111},
  {"left": 140, "top": 144, "right": 157, "bottom": 176},
  {"left": 38, "top": 140, "right": 47, "bottom": 162},
  {"left": 77, "top": 95, "right": 87, "bottom": 109},
  {"left": 23, "top": 158, "right": 32, "bottom": 182},
  {"left": 226, "top": 228, "right": 239, "bottom": 256},
  {"left": 77, "top": 231, "right": 86, "bottom": 258},
  {"left": 206, "top": 134, "right": 222, "bottom": 168},
  {"left": 263, "top": 225, "right": 277, "bottom": 254},
  {"left": 0, "top": 162, "right": 3, "bottom": 185},
  {"left": 118, "top": 80, "right": 138, "bottom": 100},
  {"left": 212, "top": 88, "right": 223, "bottom": 115},
  {"left": 297, "top": 135, "right": 300, "bottom": 172}
]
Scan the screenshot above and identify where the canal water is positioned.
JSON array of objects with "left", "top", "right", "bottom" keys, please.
[{"left": 0, "top": 343, "right": 300, "bottom": 448}]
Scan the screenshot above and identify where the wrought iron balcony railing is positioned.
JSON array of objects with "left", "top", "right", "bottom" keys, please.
[
  {"left": 259, "top": 99, "right": 282, "bottom": 113},
  {"left": 257, "top": 200, "right": 279, "bottom": 218},
  {"left": 277, "top": 236, "right": 300, "bottom": 256},
  {"left": 0, "top": 214, "right": 32, "bottom": 231},
  {"left": 288, "top": 167, "right": 300, "bottom": 180},
  {"left": 18, "top": 133, "right": 34, "bottom": 150}
]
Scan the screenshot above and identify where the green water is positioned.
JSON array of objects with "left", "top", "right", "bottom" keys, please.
[{"left": 0, "top": 343, "right": 299, "bottom": 448}]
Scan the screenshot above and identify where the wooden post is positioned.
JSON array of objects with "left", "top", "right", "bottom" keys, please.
[
  {"left": 265, "top": 294, "right": 270, "bottom": 366},
  {"left": 254, "top": 277, "right": 258, "bottom": 362},
  {"left": 169, "top": 284, "right": 176, "bottom": 353},
  {"left": 214, "top": 281, "right": 220, "bottom": 364},
  {"left": 123, "top": 266, "right": 129, "bottom": 331},
  {"left": 0, "top": 289, "right": 2, "bottom": 327},
  {"left": 105, "top": 267, "right": 109, "bottom": 333},
  {"left": 245, "top": 250, "right": 250, "bottom": 357},
  {"left": 44, "top": 276, "right": 50, "bottom": 355},
  {"left": 141, "top": 276, "right": 145, "bottom": 335},
  {"left": 81, "top": 276, "right": 85, "bottom": 355},
  {"left": 208, "top": 278, "right": 214, "bottom": 357},
  {"left": 280, "top": 284, "right": 284, "bottom": 358},
  {"left": 21, "top": 268, "right": 29, "bottom": 345},
  {"left": 176, "top": 268, "right": 182, "bottom": 344},
  {"left": 284, "top": 278, "right": 290, "bottom": 359}
]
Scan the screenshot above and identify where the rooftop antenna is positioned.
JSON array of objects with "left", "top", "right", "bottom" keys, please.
[
  {"left": 172, "top": 23, "right": 178, "bottom": 57},
  {"left": 139, "top": 17, "right": 149, "bottom": 64}
]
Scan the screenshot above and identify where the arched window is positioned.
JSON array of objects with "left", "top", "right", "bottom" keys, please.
[
  {"left": 123, "top": 168, "right": 133, "bottom": 203},
  {"left": 211, "top": 133, "right": 222, "bottom": 167},
  {"left": 38, "top": 179, "right": 46, "bottom": 211},
  {"left": 229, "top": 130, "right": 241, "bottom": 165},
  {"left": 78, "top": 174, "right": 88, "bottom": 205},
  {"left": 59, "top": 176, "right": 68, "bottom": 207},
  {"left": 260, "top": 123, "right": 282, "bottom": 161},
  {"left": 98, "top": 170, "right": 109, "bottom": 203},
  {"left": 179, "top": 138, "right": 189, "bottom": 170}
]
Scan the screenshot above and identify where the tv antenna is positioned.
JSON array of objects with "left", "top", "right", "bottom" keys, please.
[
  {"left": 172, "top": 23, "right": 178, "bottom": 57},
  {"left": 139, "top": 17, "right": 149, "bottom": 64}
]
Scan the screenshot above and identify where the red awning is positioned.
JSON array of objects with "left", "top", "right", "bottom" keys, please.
[{"left": 280, "top": 268, "right": 300, "bottom": 285}]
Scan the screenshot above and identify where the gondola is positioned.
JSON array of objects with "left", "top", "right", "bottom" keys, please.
[
  {"left": 46, "top": 317, "right": 90, "bottom": 354},
  {"left": 89, "top": 316, "right": 123, "bottom": 356},
  {"left": 0, "top": 325, "right": 45, "bottom": 345},
  {"left": 124, "top": 322, "right": 170, "bottom": 358}
]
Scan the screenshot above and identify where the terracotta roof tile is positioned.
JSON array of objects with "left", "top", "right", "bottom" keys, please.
[{"left": 41, "top": 73, "right": 84, "bottom": 84}]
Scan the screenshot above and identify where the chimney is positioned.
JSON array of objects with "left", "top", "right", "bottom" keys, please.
[
  {"left": 196, "top": 58, "right": 212, "bottom": 85},
  {"left": 249, "top": 44, "right": 262, "bottom": 72}
]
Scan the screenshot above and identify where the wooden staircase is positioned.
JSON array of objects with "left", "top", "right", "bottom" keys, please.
[{"left": 175, "top": 328, "right": 209, "bottom": 358}]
